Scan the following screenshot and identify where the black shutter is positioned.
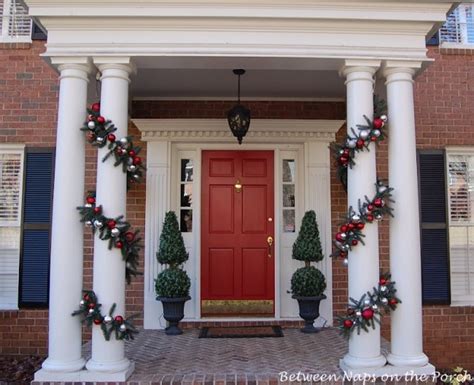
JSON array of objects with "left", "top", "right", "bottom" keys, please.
[
  {"left": 418, "top": 151, "right": 450, "bottom": 304},
  {"left": 31, "top": 22, "right": 47, "bottom": 40},
  {"left": 19, "top": 149, "right": 55, "bottom": 307}
]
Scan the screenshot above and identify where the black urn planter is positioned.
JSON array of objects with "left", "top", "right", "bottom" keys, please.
[
  {"left": 157, "top": 296, "right": 190, "bottom": 335},
  {"left": 292, "top": 294, "right": 326, "bottom": 333}
]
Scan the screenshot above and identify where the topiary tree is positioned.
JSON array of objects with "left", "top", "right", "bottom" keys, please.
[
  {"left": 155, "top": 211, "right": 191, "bottom": 298},
  {"left": 292, "top": 210, "right": 323, "bottom": 267},
  {"left": 291, "top": 210, "right": 326, "bottom": 298}
]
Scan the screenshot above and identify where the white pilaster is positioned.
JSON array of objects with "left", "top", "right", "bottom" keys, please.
[
  {"left": 85, "top": 58, "right": 135, "bottom": 379},
  {"left": 340, "top": 60, "right": 386, "bottom": 373},
  {"left": 37, "top": 58, "right": 91, "bottom": 376},
  {"left": 384, "top": 62, "right": 432, "bottom": 371}
]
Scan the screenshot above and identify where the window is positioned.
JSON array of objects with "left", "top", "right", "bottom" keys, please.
[
  {"left": 447, "top": 150, "right": 474, "bottom": 305},
  {"left": 282, "top": 159, "right": 296, "bottom": 233},
  {"left": 0, "top": 0, "right": 32, "bottom": 42},
  {"left": 179, "top": 159, "right": 193, "bottom": 233},
  {"left": 0, "top": 145, "right": 24, "bottom": 310},
  {"left": 440, "top": 3, "right": 474, "bottom": 45}
]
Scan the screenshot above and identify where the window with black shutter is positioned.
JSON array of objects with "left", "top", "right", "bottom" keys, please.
[
  {"left": 418, "top": 150, "right": 451, "bottom": 304},
  {"left": 19, "top": 148, "right": 55, "bottom": 307}
]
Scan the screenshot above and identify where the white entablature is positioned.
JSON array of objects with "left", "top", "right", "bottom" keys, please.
[{"left": 24, "top": 1, "right": 453, "bottom": 64}]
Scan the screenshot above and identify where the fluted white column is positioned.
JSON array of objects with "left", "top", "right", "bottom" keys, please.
[
  {"left": 384, "top": 63, "right": 430, "bottom": 369},
  {"left": 40, "top": 58, "right": 91, "bottom": 374},
  {"left": 340, "top": 60, "right": 386, "bottom": 373},
  {"left": 86, "top": 58, "right": 134, "bottom": 378}
]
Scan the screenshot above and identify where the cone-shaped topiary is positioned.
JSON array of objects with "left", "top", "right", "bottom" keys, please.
[
  {"left": 292, "top": 210, "right": 323, "bottom": 266},
  {"left": 157, "top": 211, "right": 189, "bottom": 268}
]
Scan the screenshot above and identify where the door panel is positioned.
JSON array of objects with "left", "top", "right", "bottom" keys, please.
[{"left": 201, "top": 150, "right": 274, "bottom": 316}]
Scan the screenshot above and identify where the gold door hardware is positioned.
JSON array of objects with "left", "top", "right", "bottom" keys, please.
[
  {"left": 234, "top": 180, "right": 242, "bottom": 193},
  {"left": 267, "top": 236, "right": 274, "bottom": 258}
]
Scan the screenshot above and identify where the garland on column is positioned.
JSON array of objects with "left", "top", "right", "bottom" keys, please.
[
  {"left": 72, "top": 290, "right": 138, "bottom": 341},
  {"left": 330, "top": 98, "right": 388, "bottom": 189},
  {"left": 331, "top": 181, "right": 394, "bottom": 265},
  {"left": 77, "top": 192, "right": 141, "bottom": 284},
  {"left": 337, "top": 273, "right": 400, "bottom": 337},
  {"left": 80, "top": 102, "right": 145, "bottom": 185}
]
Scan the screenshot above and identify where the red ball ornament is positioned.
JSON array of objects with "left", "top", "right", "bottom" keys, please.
[
  {"left": 97, "top": 116, "right": 106, "bottom": 124},
  {"left": 107, "top": 220, "right": 116, "bottom": 229},
  {"left": 357, "top": 223, "right": 365, "bottom": 230},
  {"left": 348, "top": 223, "right": 355, "bottom": 231},
  {"left": 88, "top": 114, "right": 94, "bottom": 122},
  {"left": 129, "top": 150, "right": 136, "bottom": 157},
  {"left": 374, "top": 198, "right": 383, "bottom": 208},
  {"left": 343, "top": 319, "right": 354, "bottom": 329},
  {"left": 373, "top": 118, "right": 384, "bottom": 129},
  {"left": 107, "top": 134, "right": 116, "bottom": 142},
  {"left": 88, "top": 303, "right": 95, "bottom": 309},
  {"left": 351, "top": 239, "right": 358, "bottom": 246},
  {"left": 340, "top": 225, "right": 348, "bottom": 233},
  {"left": 339, "top": 156, "right": 348, "bottom": 165},
  {"left": 379, "top": 278, "right": 387, "bottom": 286},
  {"left": 366, "top": 214, "right": 374, "bottom": 222},
  {"left": 367, "top": 204, "right": 374, "bottom": 212},
  {"left": 86, "top": 197, "right": 96, "bottom": 205},
  {"left": 93, "top": 207, "right": 102, "bottom": 215},
  {"left": 94, "top": 318, "right": 103, "bottom": 325},
  {"left": 133, "top": 156, "right": 142, "bottom": 166},
  {"left": 343, "top": 148, "right": 350, "bottom": 157},
  {"left": 362, "top": 308, "right": 374, "bottom": 320},
  {"left": 335, "top": 233, "right": 345, "bottom": 242},
  {"left": 389, "top": 298, "right": 398, "bottom": 306},
  {"left": 124, "top": 231, "right": 135, "bottom": 242},
  {"left": 114, "top": 315, "right": 124, "bottom": 324},
  {"left": 370, "top": 135, "right": 377, "bottom": 142},
  {"left": 91, "top": 103, "right": 101, "bottom": 112},
  {"left": 340, "top": 251, "right": 348, "bottom": 258},
  {"left": 83, "top": 294, "right": 90, "bottom": 301},
  {"left": 356, "top": 139, "right": 365, "bottom": 149},
  {"left": 115, "top": 241, "right": 124, "bottom": 249}
]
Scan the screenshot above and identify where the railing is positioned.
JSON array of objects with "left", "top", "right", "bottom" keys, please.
[
  {"left": 440, "top": 3, "right": 474, "bottom": 45},
  {"left": 0, "top": 0, "right": 32, "bottom": 42}
]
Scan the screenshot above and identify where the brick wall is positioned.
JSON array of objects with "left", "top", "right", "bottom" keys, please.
[{"left": 0, "top": 42, "right": 473, "bottom": 371}]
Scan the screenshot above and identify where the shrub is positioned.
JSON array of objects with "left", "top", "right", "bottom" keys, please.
[
  {"left": 292, "top": 210, "right": 323, "bottom": 265},
  {"left": 291, "top": 266, "right": 326, "bottom": 297},
  {"left": 155, "top": 268, "right": 191, "bottom": 298}
]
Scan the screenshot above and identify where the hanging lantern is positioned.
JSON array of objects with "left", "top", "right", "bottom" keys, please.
[{"left": 227, "top": 69, "right": 251, "bottom": 145}]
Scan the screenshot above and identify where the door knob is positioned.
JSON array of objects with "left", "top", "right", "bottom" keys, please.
[{"left": 267, "top": 236, "right": 273, "bottom": 258}]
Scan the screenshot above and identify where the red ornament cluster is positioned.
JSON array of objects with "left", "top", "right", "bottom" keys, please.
[
  {"left": 330, "top": 98, "right": 388, "bottom": 188},
  {"left": 81, "top": 102, "right": 145, "bottom": 184},
  {"left": 72, "top": 290, "right": 138, "bottom": 341},
  {"left": 331, "top": 181, "right": 394, "bottom": 264},
  {"left": 337, "top": 273, "right": 400, "bottom": 337},
  {"left": 77, "top": 192, "right": 141, "bottom": 284}
]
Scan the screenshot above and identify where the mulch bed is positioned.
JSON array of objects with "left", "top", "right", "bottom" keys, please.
[{"left": 0, "top": 356, "right": 44, "bottom": 385}]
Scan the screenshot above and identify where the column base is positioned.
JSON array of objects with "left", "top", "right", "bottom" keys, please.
[
  {"left": 341, "top": 352, "right": 386, "bottom": 371},
  {"left": 40, "top": 356, "right": 86, "bottom": 373},
  {"left": 34, "top": 362, "right": 135, "bottom": 382},
  {"left": 387, "top": 352, "right": 430, "bottom": 367},
  {"left": 340, "top": 360, "right": 436, "bottom": 379}
]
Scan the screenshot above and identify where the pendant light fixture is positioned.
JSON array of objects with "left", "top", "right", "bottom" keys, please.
[{"left": 227, "top": 69, "right": 251, "bottom": 145}]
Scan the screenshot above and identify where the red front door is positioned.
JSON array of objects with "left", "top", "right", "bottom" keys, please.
[{"left": 201, "top": 151, "right": 275, "bottom": 316}]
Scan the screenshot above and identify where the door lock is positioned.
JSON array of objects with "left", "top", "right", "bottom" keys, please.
[{"left": 267, "top": 236, "right": 274, "bottom": 258}]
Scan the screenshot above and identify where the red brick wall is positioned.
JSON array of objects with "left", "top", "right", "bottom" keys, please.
[{"left": 0, "top": 42, "right": 473, "bottom": 372}]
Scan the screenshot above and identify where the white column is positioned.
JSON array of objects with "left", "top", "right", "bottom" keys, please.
[
  {"left": 340, "top": 61, "right": 386, "bottom": 373},
  {"left": 86, "top": 58, "right": 135, "bottom": 379},
  {"left": 384, "top": 63, "right": 430, "bottom": 369},
  {"left": 40, "top": 58, "right": 91, "bottom": 374}
]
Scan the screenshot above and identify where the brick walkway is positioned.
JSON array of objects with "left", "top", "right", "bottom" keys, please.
[{"left": 33, "top": 327, "right": 351, "bottom": 385}]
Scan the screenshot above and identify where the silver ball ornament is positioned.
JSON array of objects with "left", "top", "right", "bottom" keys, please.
[
  {"left": 120, "top": 137, "right": 128, "bottom": 145},
  {"left": 127, "top": 165, "right": 137, "bottom": 172},
  {"left": 93, "top": 220, "right": 103, "bottom": 229},
  {"left": 88, "top": 308, "right": 95, "bottom": 314},
  {"left": 372, "top": 304, "right": 378, "bottom": 310},
  {"left": 375, "top": 214, "right": 383, "bottom": 221},
  {"left": 356, "top": 311, "right": 362, "bottom": 317},
  {"left": 342, "top": 244, "right": 350, "bottom": 252},
  {"left": 88, "top": 121, "right": 96, "bottom": 130},
  {"left": 377, "top": 185, "right": 387, "bottom": 194},
  {"left": 351, "top": 214, "right": 361, "bottom": 223},
  {"left": 103, "top": 315, "right": 112, "bottom": 324},
  {"left": 84, "top": 203, "right": 92, "bottom": 208},
  {"left": 372, "top": 129, "right": 381, "bottom": 138},
  {"left": 359, "top": 130, "right": 370, "bottom": 140},
  {"left": 133, "top": 174, "right": 140, "bottom": 181},
  {"left": 380, "top": 114, "right": 388, "bottom": 122},
  {"left": 80, "top": 300, "right": 85, "bottom": 306},
  {"left": 111, "top": 228, "right": 120, "bottom": 238},
  {"left": 381, "top": 297, "right": 388, "bottom": 305},
  {"left": 343, "top": 258, "right": 349, "bottom": 267},
  {"left": 96, "top": 136, "right": 104, "bottom": 144},
  {"left": 85, "top": 220, "right": 93, "bottom": 227},
  {"left": 380, "top": 285, "right": 387, "bottom": 292},
  {"left": 119, "top": 324, "right": 127, "bottom": 332},
  {"left": 347, "top": 139, "right": 357, "bottom": 149},
  {"left": 340, "top": 232, "right": 347, "bottom": 241}
]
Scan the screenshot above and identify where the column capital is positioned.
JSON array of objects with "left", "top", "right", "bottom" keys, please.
[
  {"left": 383, "top": 60, "right": 423, "bottom": 83},
  {"left": 50, "top": 57, "right": 92, "bottom": 81},
  {"left": 339, "top": 59, "right": 381, "bottom": 78},
  {"left": 93, "top": 57, "right": 136, "bottom": 82}
]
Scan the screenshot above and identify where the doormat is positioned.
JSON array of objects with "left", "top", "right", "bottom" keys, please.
[{"left": 199, "top": 325, "right": 283, "bottom": 338}]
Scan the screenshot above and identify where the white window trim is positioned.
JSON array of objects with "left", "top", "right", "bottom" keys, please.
[
  {"left": 0, "top": 0, "right": 32, "bottom": 43},
  {"left": 0, "top": 143, "right": 25, "bottom": 310},
  {"left": 446, "top": 146, "right": 474, "bottom": 307}
]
